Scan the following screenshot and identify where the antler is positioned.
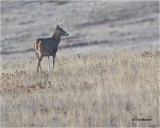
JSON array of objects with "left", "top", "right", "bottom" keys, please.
[
  {"left": 56, "top": 21, "right": 68, "bottom": 27},
  {"left": 56, "top": 18, "right": 68, "bottom": 27}
]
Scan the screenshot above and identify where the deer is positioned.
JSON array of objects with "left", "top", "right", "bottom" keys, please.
[{"left": 34, "top": 21, "right": 69, "bottom": 74}]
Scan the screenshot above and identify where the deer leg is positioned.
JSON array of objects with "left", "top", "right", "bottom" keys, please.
[
  {"left": 36, "top": 53, "right": 42, "bottom": 71},
  {"left": 37, "top": 56, "right": 43, "bottom": 74},
  {"left": 39, "top": 63, "right": 42, "bottom": 72},
  {"left": 36, "top": 52, "right": 39, "bottom": 59},
  {"left": 52, "top": 54, "right": 56, "bottom": 69},
  {"left": 48, "top": 56, "right": 50, "bottom": 72}
]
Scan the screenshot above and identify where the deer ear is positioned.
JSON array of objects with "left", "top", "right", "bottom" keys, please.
[{"left": 56, "top": 25, "right": 59, "bottom": 30}]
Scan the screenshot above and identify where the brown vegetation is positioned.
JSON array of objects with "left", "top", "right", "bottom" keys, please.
[{"left": 1, "top": 50, "right": 159, "bottom": 127}]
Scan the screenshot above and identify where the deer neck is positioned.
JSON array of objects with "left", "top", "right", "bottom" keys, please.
[{"left": 52, "top": 32, "right": 61, "bottom": 42}]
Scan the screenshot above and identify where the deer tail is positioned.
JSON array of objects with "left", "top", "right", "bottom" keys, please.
[{"left": 34, "top": 39, "right": 40, "bottom": 53}]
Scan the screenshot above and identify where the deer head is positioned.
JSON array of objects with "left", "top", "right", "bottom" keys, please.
[
  {"left": 56, "top": 25, "right": 69, "bottom": 36},
  {"left": 54, "top": 21, "right": 69, "bottom": 37}
]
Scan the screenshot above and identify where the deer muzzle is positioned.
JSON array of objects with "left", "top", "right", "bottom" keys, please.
[{"left": 65, "top": 33, "right": 69, "bottom": 36}]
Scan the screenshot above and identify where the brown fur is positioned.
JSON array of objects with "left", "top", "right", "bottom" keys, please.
[
  {"left": 34, "top": 39, "right": 41, "bottom": 59},
  {"left": 34, "top": 39, "right": 40, "bottom": 53}
]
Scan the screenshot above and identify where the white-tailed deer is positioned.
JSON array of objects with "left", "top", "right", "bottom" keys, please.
[{"left": 34, "top": 21, "right": 69, "bottom": 73}]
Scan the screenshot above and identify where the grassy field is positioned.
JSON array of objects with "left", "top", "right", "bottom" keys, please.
[{"left": 1, "top": 50, "right": 159, "bottom": 127}]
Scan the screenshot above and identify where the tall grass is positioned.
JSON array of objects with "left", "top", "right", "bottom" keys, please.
[{"left": 0, "top": 50, "right": 159, "bottom": 127}]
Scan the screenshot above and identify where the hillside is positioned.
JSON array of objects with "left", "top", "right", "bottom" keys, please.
[{"left": 1, "top": 1, "right": 159, "bottom": 59}]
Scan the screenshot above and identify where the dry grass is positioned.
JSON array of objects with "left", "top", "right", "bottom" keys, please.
[{"left": 0, "top": 50, "right": 159, "bottom": 127}]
